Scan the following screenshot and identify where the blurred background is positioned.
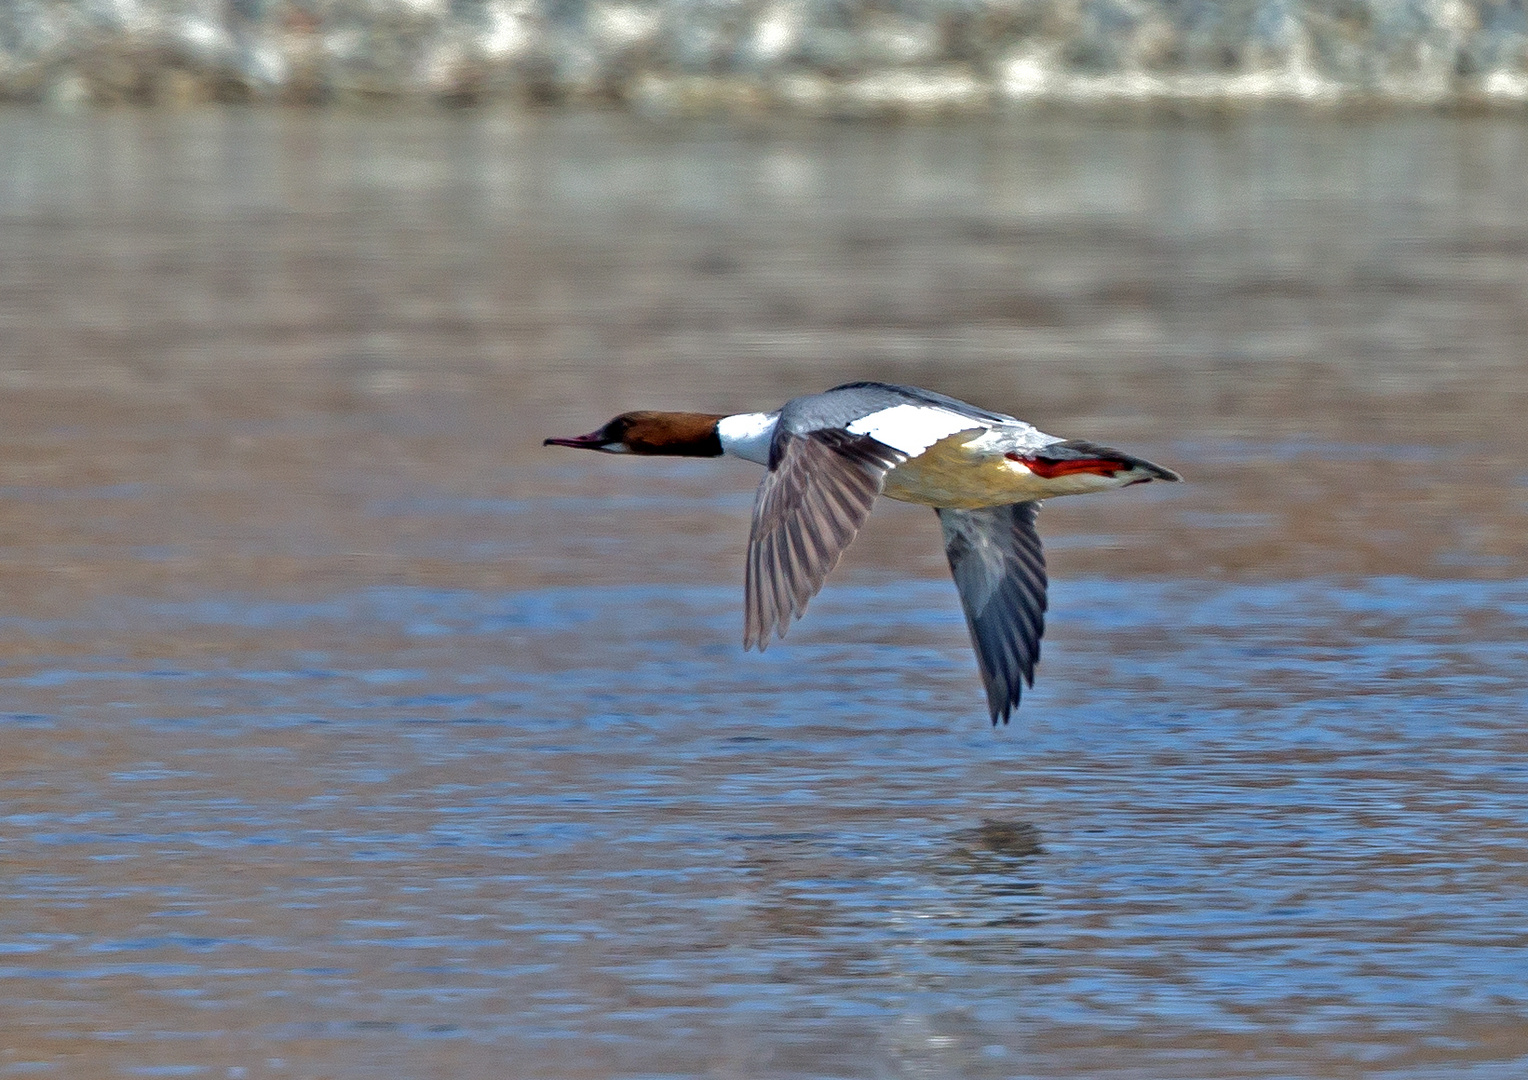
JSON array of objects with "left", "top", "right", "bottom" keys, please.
[{"left": 1, "top": 3, "right": 1527, "bottom": 1078}]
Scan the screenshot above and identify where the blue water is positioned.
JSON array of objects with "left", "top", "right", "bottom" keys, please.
[{"left": 1, "top": 576, "right": 1524, "bottom": 1078}]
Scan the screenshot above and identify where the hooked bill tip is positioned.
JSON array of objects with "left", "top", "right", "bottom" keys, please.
[{"left": 544, "top": 430, "right": 608, "bottom": 449}]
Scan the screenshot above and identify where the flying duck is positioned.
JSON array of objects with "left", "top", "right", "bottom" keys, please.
[{"left": 545, "top": 381, "right": 1180, "bottom": 723}]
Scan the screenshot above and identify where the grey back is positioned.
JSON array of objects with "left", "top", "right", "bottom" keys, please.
[{"left": 774, "top": 381, "right": 1016, "bottom": 442}]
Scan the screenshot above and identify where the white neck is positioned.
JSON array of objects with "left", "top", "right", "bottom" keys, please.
[{"left": 716, "top": 412, "right": 776, "bottom": 465}]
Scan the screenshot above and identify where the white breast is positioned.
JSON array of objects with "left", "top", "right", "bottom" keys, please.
[
  {"left": 717, "top": 412, "right": 776, "bottom": 465},
  {"left": 845, "top": 404, "right": 983, "bottom": 457}
]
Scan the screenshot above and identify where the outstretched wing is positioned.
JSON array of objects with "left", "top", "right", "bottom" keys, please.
[
  {"left": 936, "top": 502, "right": 1049, "bottom": 725},
  {"left": 745, "top": 430, "right": 906, "bottom": 650}
]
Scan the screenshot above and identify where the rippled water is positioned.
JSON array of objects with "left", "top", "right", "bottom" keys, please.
[{"left": 0, "top": 108, "right": 1526, "bottom": 1077}]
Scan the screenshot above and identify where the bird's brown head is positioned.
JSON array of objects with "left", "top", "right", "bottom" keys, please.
[{"left": 543, "top": 411, "right": 726, "bottom": 457}]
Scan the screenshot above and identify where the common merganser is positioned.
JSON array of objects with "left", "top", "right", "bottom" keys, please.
[{"left": 545, "top": 381, "right": 1181, "bottom": 724}]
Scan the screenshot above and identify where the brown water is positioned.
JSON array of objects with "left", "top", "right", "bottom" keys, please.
[{"left": 0, "top": 107, "right": 1526, "bottom": 1078}]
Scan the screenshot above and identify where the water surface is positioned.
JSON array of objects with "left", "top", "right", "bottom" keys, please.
[{"left": 0, "top": 109, "right": 1525, "bottom": 1078}]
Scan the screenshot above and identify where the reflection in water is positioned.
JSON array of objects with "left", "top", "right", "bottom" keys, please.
[
  {"left": 940, "top": 820, "right": 1045, "bottom": 937},
  {"left": 0, "top": 110, "right": 1526, "bottom": 1077},
  {"left": 948, "top": 818, "right": 1045, "bottom": 884}
]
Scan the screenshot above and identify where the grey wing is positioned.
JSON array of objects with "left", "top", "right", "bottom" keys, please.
[
  {"left": 823, "top": 381, "right": 1019, "bottom": 424},
  {"left": 779, "top": 381, "right": 1016, "bottom": 434},
  {"left": 936, "top": 503, "right": 1049, "bottom": 725},
  {"left": 745, "top": 430, "right": 907, "bottom": 650}
]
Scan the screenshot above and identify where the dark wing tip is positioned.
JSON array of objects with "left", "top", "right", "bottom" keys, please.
[{"left": 986, "top": 663, "right": 1031, "bottom": 725}]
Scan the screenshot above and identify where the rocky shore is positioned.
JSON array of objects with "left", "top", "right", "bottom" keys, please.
[{"left": 3, "top": 0, "right": 1528, "bottom": 113}]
